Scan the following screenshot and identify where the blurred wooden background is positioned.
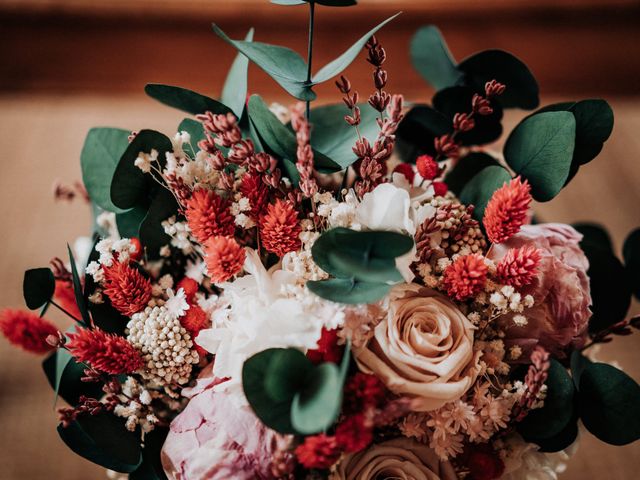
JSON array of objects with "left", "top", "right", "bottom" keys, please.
[{"left": 0, "top": 0, "right": 639, "bottom": 479}]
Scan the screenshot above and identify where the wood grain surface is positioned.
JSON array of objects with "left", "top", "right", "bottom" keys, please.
[{"left": 0, "top": 94, "right": 638, "bottom": 479}]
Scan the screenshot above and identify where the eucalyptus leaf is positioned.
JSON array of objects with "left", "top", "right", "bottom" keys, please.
[
  {"left": 573, "top": 222, "right": 614, "bottom": 252},
  {"left": 396, "top": 105, "right": 451, "bottom": 157},
  {"left": 43, "top": 348, "right": 103, "bottom": 406},
  {"left": 115, "top": 204, "right": 148, "bottom": 239},
  {"left": 264, "top": 348, "right": 313, "bottom": 403},
  {"left": 623, "top": 228, "right": 640, "bottom": 299},
  {"left": 459, "top": 165, "right": 512, "bottom": 221},
  {"left": 80, "top": 128, "right": 131, "bottom": 214},
  {"left": 129, "top": 427, "right": 169, "bottom": 480},
  {"left": 579, "top": 363, "right": 640, "bottom": 445},
  {"left": 312, "top": 13, "right": 401, "bottom": 84},
  {"left": 291, "top": 362, "right": 342, "bottom": 434},
  {"left": 144, "top": 84, "right": 231, "bottom": 116},
  {"left": 139, "top": 189, "right": 180, "bottom": 259},
  {"left": 444, "top": 152, "right": 500, "bottom": 195},
  {"left": 57, "top": 412, "right": 143, "bottom": 473},
  {"left": 518, "top": 359, "right": 575, "bottom": 440},
  {"left": 410, "top": 26, "right": 461, "bottom": 91},
  {"left": 221, "top": 29, "right": 254, "bottom": 118},
  {"left": 533, "top": 419, "right": 579, "bottom": 453},
  {"left": 458, "top": 49, "right": 539, "bottom": 110},
  {"left": 307, "top": 278, "right": 391, "bottom": 304},
  {"left": 177, "top": 118, "right": 206, "bottom": 158},
  {"left": 504, "top": 111, "right": 575, "bottom": 201},
  {"left": 23, "top": 267, "right": 55, "bottom": 310},
  {"left": 570, "top": 350, "right": 593, "bottom": 389},
  {"left": 213, "top": 24, "right": 313, "bottom": 101},
  {"left": 111, "top": 130, "right": 172, "bottom": 210}
]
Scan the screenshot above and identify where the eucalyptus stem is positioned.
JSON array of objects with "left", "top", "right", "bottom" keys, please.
[{"left": 305, "top": 0, "right": 316, "bottom": 120}]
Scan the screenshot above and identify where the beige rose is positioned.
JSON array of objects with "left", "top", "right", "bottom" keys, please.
[
  {"left": 354, "top": 284, "right": 480, "bottom": 411},
  {"left": 330, "top": 438, "right": 458, "bottom": 480}
]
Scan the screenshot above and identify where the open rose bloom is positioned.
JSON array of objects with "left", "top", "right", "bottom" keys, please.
[{"left": 2, "top": 3, "right": 639, "bottom": 480}]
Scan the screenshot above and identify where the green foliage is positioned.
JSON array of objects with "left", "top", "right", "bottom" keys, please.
[
  {"left": 57, "top": 412, "right": 142, "bottom": 473},
  {"left": 536, "top": 99, "right": 614, "bottom": 183},
  {"left": 144, "top": 84, "right": 231, "bottom": 116},
  {"left": 140, "top": 189, "right": 180, "bottom": 259},
  {"left": 111, "top": 130, "right": 172, "bottom": 210},
  {"left": 307, "top": 228, "right": 413, "bottom": 304},
  {"left": 23, "top": 267, "right": 55, "bottom": 310},
  {"left": 570, "top": 350, "right": 593, "bottom": 388},
  {"left": 518, "top": 359, "right": 576, "bottom": 441},
  {"left": 80, "top": 128, "right": 132, "bottom": 214},
  {"left": 578, "top": 363, "right": 640, "bottom": 445},
  {"left": 214, "top": 13, "right": 399, "bottom": 101},
  {"left": 410, "top": 26, "right": 461, "bottom": 91},
  {"left": 242, "top": 346, "right": 350, "bottom": 434},
  {"left": 575, "top": 223, "right": 631, "bottom": 333},
  {"left": 177, "top": 118, "right": 205, "bottom": 158},
  {"left": 504, "top": 111, "right": 576, "bottom": 202},
  {"left": 129, "top": 428, "right": 169, "bottom": 480},
  {"left": 444, "top": 152, "right": 500, "bottom": 195},
  {"left": 459, "top": 165, "right": 512, "bottom": 221},
  {"left": 395, "top": 105, "right": 451, "bottom": 157},
  {"left": 247, "top": 95, "right": 341, "bottom": 174},
  {"left": 68, "top": 245, "right": 91, "bottom": 325},
  {"left": 623, "top": 228, "right": 640, "bottom": 300},
  {"left": 42, "top": 347, "right": 103, "bottom": 406},
  {"left": 115, "top": 204, "right": 147, "bottom": 239},
  {"left": 221, "top": 29, "right": 254, "bottom": 118}
]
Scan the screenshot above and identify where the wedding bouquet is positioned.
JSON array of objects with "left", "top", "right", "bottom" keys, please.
[{"left": 2, "top": 1, "right": 639, "bottom": 479}]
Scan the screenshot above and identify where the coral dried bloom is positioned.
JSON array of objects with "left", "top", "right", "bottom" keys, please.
[
  {"left": 259, "top": 199, "right": 301, "bottom": 257},
  {"left": 442, "top": 254, "right": 488, "bottom": 301},
  {"left": 294, "top": 434, "right": 341, "bottom": 469},
  {"left": 239, "top": 174, "right": 269, "bottom": 219},
  {"left": 483, "top": 177, "right": 532, "bottom": 244},
  {"left": 496, "top": 245, "right": 541, "bottom": 287},
  {"left": 103, "top": 261, "right": 152, "bottom": 316},
  {"left": 204, "top": 235, "right": 246, "bottom": 283},
  {"left": 416, "top": 154, "right": 439, "bottom": 180},
  {"left": 0, "top": 309, "right": 58, "bottom": 354},
  {"left": 66, "top": 327, "right": 143, "bottom": 375},
  {"left": 184, "top": 188, "right": 235, "bottom": 244}
]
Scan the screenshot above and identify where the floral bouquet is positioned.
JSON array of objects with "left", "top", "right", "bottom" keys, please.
[{"left": 2, "top": 1, "right": 639, "bottom": 479}]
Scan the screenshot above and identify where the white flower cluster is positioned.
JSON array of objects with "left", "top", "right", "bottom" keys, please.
[
  {"left": 230, "top": 194, "right": 255, "bottom": 229},
  {"left": 134, "top": 148, "right": 158, "bottom": 174},
  {"left": 315, "top": 190, "right": 361, "bottom": 229},
  {"left": 162, "top": 216, "right": 194, "bottom": 254},
  {"left": 85, "top": 238, "right": 138, "bottom": 285},
  {"left": 487, "top": 285, "right": 535, "bottom": 324},
  {"left": 113, "top": 377, "right": 158, "bottom": 433},
  {"left": 127, "top": 305, "right": 199, "bottom": 387}
]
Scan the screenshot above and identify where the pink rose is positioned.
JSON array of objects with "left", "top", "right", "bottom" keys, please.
[
  {"left": 354, "top": 284, "right": 481, "bottom": 411},
  {"left": 161, "top": 366, "right": 292, "bottom": 480},
  {"left": 489, "top": 223, "right": 591, "bottom": 358},
  {"left": 330, "top": 438, "right": 458, "bottom": 480}
]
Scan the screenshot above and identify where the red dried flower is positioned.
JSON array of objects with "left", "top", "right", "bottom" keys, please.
[
  {"left": 343, "top": 372, "right": 387, "bottom": 414},
  {"left": 497, "top": 245, "right": 541, "bottom": 287},
  {"left": 240, "top": 173, "right": 269, "bottom": 219},
  {"left": 392, "top": 163, "right": 415, "bottom": 184},
  {"left": 66, "top": 327, "right": 143, "bottom": 375},
  {"left": 432, "top": 181, "right": 449, "bottom": 197},
  {"left": 483, "top": 176, "right": 531, "bottom": 244},
  {"left": 129, "top": 237, "right": 143, "bottom": 261},
  {"left": 294, "top": 434, "right": 341, "bottom": 469},
  {"left": 259, "top": 199, "right": 301, "bottom": 257},
  {"left": 335, "top": 414, "right": 373, "bottom": 453},
  {"left": 177, "top": 277, "right": 199, "bottom": 302},
  {"left": 184, "top": 188, "right": 235, "bottom": 244},
  {"left": 416, "top": 154, "right": 439, "bottom": 180},
  {"left": 102, "top": 261, "right": 152, "bottom": 316},
  {"left": 442, "top": 254, "right": 488, "bottom": 301},
  {"left": 466, "top": 444, "right": 505, "bottom": 480},
  {"left": 55, "top": 279, "right": 81, "bottom": 319},
  {"left": 0, "top": 309, "right": 58, "bottom": 354},
  {"left": 180, "top": 303, "right": 209, "bottom": 358},
  {"left": 306, "top": 328, "right": 342, "bottom": 364},
  {"left": 204, "top": 235, "right": 246, "bottom": 283}
]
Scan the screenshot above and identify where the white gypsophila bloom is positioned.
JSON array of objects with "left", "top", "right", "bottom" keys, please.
[
  {"left": 165, "top": 288, "right": 189, "bottom": 318},
  {"left": 498, "top": 433, "right": 575, "bottom": 480},
  {"left": 127, "top": 305, "right": 199, "bottom": 387},
  {"left": 171, "top": 131, "right": 190, "bottom": 159},
  {"left": 513, "top": 314, "right": 528, "bottom": 327},
  {"left": 134, "top": 149, "right": 158, "bottom": 173},
  {"left": 234, "top": 213, "right": 255, "bottom": 229},
  {"left": 162, "top": 217, "right": 194, "bottom": 254},
  {"left": 85, "top": 261, "right": 104, "bottom": 282},
  {"left": 196, "top": 249, "right": 338, "bottom": 401}
]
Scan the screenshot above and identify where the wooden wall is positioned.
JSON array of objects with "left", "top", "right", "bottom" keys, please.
[{"left": 1, "top": 0, "right": 639, "bottom": 102}]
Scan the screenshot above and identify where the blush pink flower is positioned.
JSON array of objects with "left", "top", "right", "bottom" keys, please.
[{"left": 488, "top": 223, "right": 592, "bottom": 359}]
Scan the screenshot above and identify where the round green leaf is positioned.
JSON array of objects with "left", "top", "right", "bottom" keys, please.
[
  {"left": 80, "top": 128, "right": 132, "bottom": 214},
  {"left": 504, "top": 111, "right": 576, "bottom": 202},
  {"left": 518, "top": 359, "right": 575, "bottom": 440},
  {"left": 307, "top": 278, "right": 391, "bottom": 304},
  {"left": 57, "top": 412, "right": 142, "bottom": 473},
  {"left": 23, "top": 267, "right": 55, "bottom": 310},
  {"left": 291, "top": 362, "right": 343, "bottom": 434},
  {"left": 396, "top": 105, "right": 451, "bottom": 157},
  {"left": 579, "top": 363, "right": 640, "bottom": 445},
  {"left": 410, "top": 25, "right": 462, "bottom": 91},
  {"left": 459, "top": 165, "right": 512, "bottom": 221},
  {"left": 444, "top": 152, "right": 500, "bottom": 196},
  {"left": 574, "top": 222, "right": 614, "bottom": 252},
  {"left": 623, "top": 228, "right": 640, "bottom": 300},
  {"left": 534, "top": 418, "right": 579, "bottom": 453},
  {"left": 139, "top": 189, "right": 180, "bottom": 259},
  {"left": 116, "top": 204, "right": 148, "bottom": 239},
  {"left": 570, "top": 350, "right": 593, "bottom": 389},
  {"left": 42, "top": 347, "right": 103, "bottom": 407},
  {"left": 264, "top": 348, "right": 313, "bottom": 402}
]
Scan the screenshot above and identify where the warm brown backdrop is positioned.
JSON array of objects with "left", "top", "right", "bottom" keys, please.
[{"left": 0, "top": 1, "right": 639, "bottom": 479}]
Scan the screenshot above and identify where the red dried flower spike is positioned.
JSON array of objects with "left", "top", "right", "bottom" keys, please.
[
  {"left": 184, "top": 188, "right": 235, "bottom": 244},
  {"left": 343, "top": 372, "right": 387, "bottom": 414},
  {"left": 294, "top": 434, "right": 341, "bottom": 469},
  {"left": 0, "top": 309, "right": 58, "bottom": 354},
  {"left": 497, "top": 245, "right": 541, "bottom": 287},
  {"left": 259, "top": 199, "right": 302, "bottom": 257},
  {"left": 306, "top": 328, "right": 342, "bottom": 364},
  {"left": 54, "top": 279, "right": 81, "bottom": 319},
  {"left": 442, "top": 254, "right": 488, "bottom": 301},
  {"left": 335, "top": 414, "right": 373, "bottom": 453},
  {"left": 416, "top": 154, "right": 439, "bottom": 180},
  {"left": 66, "top": 327, "right": 143, "bottom": 375},
  {"left": 102, "top": 261, "right": 152, "bottom": 316},
  {"left": 483, "top": 176, "right": 532, "bottom": 244},
  {"left": 240, "top": 174, "right": 269, "bottom": 220},
  {"left": 204, "top": 235, "right": 246, "bottom": 283},
  {"left": 392, "top": 163, "right": 415, "bottom": 184}
]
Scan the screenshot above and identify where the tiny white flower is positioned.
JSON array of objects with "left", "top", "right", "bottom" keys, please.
[{"left": 165, "top": 288, "right": 189, "bottom": 318}]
